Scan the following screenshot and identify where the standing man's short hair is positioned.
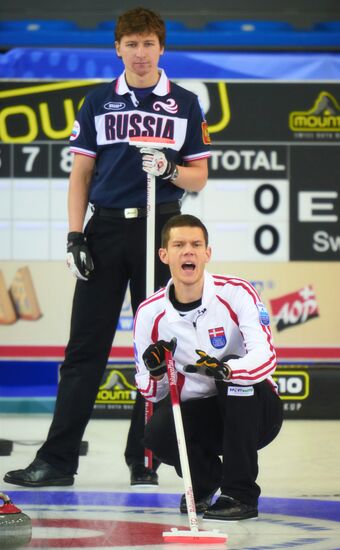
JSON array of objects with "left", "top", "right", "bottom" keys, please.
[
  {"left": 161, "top": 214, "right": 209, "bottom": 248},
  {"left": 115, "top": 7, "right": 166, "bottom": 46}
]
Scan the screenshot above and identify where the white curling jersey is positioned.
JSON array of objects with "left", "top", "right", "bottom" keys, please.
[{"left": 133, "top": 271, "right": 278, "bottom": 402}]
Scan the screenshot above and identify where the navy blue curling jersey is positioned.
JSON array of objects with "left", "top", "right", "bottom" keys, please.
[{"left": 69, "top": 69, "right": 211, "bottom": 208}]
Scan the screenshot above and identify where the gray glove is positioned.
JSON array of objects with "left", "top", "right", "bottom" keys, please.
[{"left": 140, "top": 148, "right": 177, "bottom": 180}]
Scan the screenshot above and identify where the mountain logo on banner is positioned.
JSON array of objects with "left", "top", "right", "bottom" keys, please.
[
  {"left": 96, "top": 368, "right": 137, "bottom": 405},
  {"left": 289, "top": 91, "right": 340, "bottom": 132}
]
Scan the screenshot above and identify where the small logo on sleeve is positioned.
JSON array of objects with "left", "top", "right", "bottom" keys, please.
[
  {"left": 257, "top": 302, "right": 270, "bottom": 326},
  {"left": 202, "top": 121, "right": 211, "bottom": 144},
  {"left": 70, "top": 120, "right": 80, "bottom": 141},
  {"left": 208, "top": 326, "right": 227, "bottom": 348}
]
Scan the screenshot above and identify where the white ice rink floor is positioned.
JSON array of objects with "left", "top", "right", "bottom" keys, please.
[{"left": 1, "top": 415, "right": 340, "bottom": 549}]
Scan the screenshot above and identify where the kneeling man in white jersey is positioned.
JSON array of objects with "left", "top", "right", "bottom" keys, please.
[{"left": 133, "top": 214, "right": 283, "bottom": 521}]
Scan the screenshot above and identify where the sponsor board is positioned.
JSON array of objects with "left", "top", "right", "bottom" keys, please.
[
  {"left": 270, "top": 286, "right": 319, "bottom": 332},
  {"left": 0, "top": 262, "right": 339, "bottom": 357},
  {"left": 91, "top": 362, "right": 340, "bottom": 419},
  {"left": 274, "top": 364, "right": 340, "bottom": 419},
  {"left": 92, "top": 364, "right": 137, "bottom": 418}
]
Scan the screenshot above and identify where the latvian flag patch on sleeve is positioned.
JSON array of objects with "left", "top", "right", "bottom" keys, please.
[{"left": 208, "top": 327, "right": 227, "bottom": 349}]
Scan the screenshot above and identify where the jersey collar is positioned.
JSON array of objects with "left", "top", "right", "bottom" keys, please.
[
  {"left": 115, "top": 68, "right": 170, "bottom": 98},
  {"left": 165, "top": 272, "right": 214, "bottom": 322}
]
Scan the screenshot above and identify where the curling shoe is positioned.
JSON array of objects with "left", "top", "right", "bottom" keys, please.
[
  {"left": 4, "top": 457, "right": 74, "bottom": 488},
  {"left": 129, "top": 464, "right": 158, "bottom": 487},
  {"left": 180, "top": 491, "right": 216, "bottom": 514},
  {"left": 203, "top": 495, "right": 258, "bottom": 521}
]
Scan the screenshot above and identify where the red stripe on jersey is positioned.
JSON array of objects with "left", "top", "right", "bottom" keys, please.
[
  {"left": 213, "top": 275, "right": 260, "bottom": 304},
  {"left": 133, "top": 290, "right": 165, "bottom": 335},
  {"left": 215, "top": 277, "right": 277, "bottom": 383},
  {"left": 142, "top": 288, "right": 165, "bottom": 308},
  {"left": 70, "top": 148, "right": 96, "bottom": 158},
  {"left": 263, "top": 324, "right": 276, "bottom": 351},
  {"left": 148, "top": 380, "right": 157, "bottom": 399},
  {"left": 151, "top": 311, "right": 166, "bottom": 343},
  {"left": 231, "top": 359, "right": 277, "bottom": 383},
  {"left": 232, "top": 352, "right": 276, "bottom": 377},
  {"left": 138, "top": 377, "right": 157, "bottom": 399},
  {"left": 214, "top": 275, "right": 275, "bottom": 357},
  {"left": 216, "top": 295, "right": 239, "bottom": 326},
  {"left": 231, "top": 350, "right": 276, "bottom": 380},
  {"left": 183, "top": 153, "right": 211, "bottom": 161}
]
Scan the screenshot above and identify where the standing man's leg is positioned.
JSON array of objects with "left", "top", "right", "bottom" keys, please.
[
  {"left": 124, "top": 208, "right": 179, "bottom": 485},
  {"left": 37, "top": 270, "right": 127, "bottom": 474},
  {"left": 4, "top": 216, "right": 129, "bottom": 486}
]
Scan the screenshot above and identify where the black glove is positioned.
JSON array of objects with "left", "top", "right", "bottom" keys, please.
[
  {"left": 142, "top": 338, "right": 177, "bottom": 378},
  {"left": 140, "top": 148, "right": 178, "bottom": 180},
  {"left": 66, "top": 231, "right": 94, "bottom": 281},
  {"left": 183, "top": 350, "right": 233, "bottom": 381}
]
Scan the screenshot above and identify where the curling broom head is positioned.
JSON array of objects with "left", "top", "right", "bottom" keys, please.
[{"left": 162, "top": 527, "right": 228, "bottom": 544}]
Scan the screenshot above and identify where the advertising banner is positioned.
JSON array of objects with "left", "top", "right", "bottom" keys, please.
[{"left": 91, "top": 363, "right": 340, "bottom": 419}]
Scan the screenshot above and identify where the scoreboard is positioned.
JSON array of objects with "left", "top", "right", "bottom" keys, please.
[
  {"left": 180, "top": 80, "right": 340, "bottom": 263},
  {"left": 0, "top": 141, "right": 72, "bottom": 260},
  {"left": 0, "top": 79, "right": 339, "bottom": 263},
  {"left": 183, "top": 141, "right": 339, "bottom": 262}
]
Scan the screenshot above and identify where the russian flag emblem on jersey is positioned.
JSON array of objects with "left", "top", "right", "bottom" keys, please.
[{"left": 208, "top": 327, "right": 226, "bottom": 349}]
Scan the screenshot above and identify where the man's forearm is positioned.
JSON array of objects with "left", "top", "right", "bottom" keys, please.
[{"left": 171, "top": 162, "right": 208, "bottom": 193}]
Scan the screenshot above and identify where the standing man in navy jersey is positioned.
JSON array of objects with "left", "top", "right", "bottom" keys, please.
[{"left": 4, "top": 7, "right": 210, "bottom": 488}]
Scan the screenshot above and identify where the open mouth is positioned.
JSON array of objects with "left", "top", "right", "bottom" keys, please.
[{"left": 182, "top": 262, "right": 196, "bottom": 271}]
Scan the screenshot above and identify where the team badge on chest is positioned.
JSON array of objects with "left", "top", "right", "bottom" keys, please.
[{"left": 208, "top": 327, "right": 227, "bottom": 349}]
